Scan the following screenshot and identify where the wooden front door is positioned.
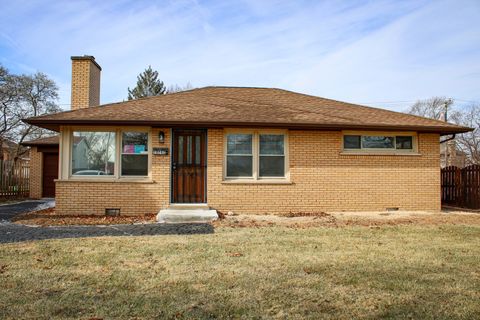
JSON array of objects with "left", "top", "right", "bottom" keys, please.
[
  {"left": 42, "top": 152, "right": 58, "bottom": 197},
  {"left": 172, "top": 129, "right": 207, "bottom": 203}
]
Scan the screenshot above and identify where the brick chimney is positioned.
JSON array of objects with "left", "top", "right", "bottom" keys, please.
[{"left": 70, "top": 55, "right": 101, "bottom": 110}]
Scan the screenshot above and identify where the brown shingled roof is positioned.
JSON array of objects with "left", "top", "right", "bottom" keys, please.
[
  {"left": 24, "top": 87, "right": 471, "bottom": 135},
  {"left": 21, "top": 135, "right": 59, "bottom": 146},
  {"left": 21, "top": 135, "right": 87, "bottom": 146}
]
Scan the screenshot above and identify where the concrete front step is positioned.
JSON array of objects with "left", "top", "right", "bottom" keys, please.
[
  {"left": 157, "top": 206, "right": 218, "bottom": 223},
  {"left": 168, "top": 203, "right": 210, "bottom": 210}
]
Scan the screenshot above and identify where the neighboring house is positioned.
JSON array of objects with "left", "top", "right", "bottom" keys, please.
[
  {"left": 21, "top": 136, "right": 59, "bottom": 198},
  {"left": 1, "top": 139, "right": 29, "bottom": 161},
  {"left": 440, "top": 140, "right": 467, "bottom": 168},
  {"left": 21, "top": 135, "right": 89, "bottom": 198},
  {"left": 23, "top": 55, "right": 471, "bottom": 216}
]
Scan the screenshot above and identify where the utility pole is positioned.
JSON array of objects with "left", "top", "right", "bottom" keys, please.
[
  {"left": 444, "top": 98, "right": 453, "bottom": 166},
  {"left": 444, "top": 98, "right": 452, "bottom": 122}
]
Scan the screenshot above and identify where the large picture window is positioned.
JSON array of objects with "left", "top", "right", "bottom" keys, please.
[
  {"left": 71, "top": 131, "right": 116, "bottom": 176},
  {"left": 225, "top": 131, "right": 287, "bottom": 180},
  {"left": 121, "top": 132, "right": 148, "bottom": 176},
  {"left": 70, "top": 129, "right": 150, "bottom": 179}
]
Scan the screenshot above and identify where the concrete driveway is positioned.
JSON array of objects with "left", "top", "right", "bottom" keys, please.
[
  {"left": 0, "top": 199, "right": 213, "bottom": 243},
  {"left": 0, "top": 199, "right": 54, "bottom": 222}
]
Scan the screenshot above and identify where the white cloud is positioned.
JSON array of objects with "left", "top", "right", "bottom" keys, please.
[{"left": 0, "top": 0, "right": 479, "bottom": 111}]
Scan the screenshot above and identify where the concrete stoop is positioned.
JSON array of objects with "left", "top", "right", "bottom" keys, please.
[{"left": 156, "top": 204, "right": 218, "bottom": 223}]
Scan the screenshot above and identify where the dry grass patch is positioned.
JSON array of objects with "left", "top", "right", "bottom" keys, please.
[{"left": 1, "top": 222, "right": 479, "bottom": 319}]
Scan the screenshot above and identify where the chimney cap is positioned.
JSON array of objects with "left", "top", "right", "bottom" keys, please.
[{"left": 71, "top": 55, "right": 102, "bottom": 71}]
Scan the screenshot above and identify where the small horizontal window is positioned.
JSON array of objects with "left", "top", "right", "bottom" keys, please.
[
  {"left": 343, "top": 134, "right": 415, "bottom": 151},
  {"left": 362, "top": 136, "right": 394, "bottom": 149}
]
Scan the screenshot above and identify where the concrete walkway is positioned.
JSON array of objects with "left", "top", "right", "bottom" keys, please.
[
  {"left": 0, "top": 199, "right": 54, "bottom": 222},
  {"left": 0, "top": 199, "right": 213, "bottom": 244}
]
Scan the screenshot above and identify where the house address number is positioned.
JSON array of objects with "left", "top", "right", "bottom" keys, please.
[{"left": 153, "top": 147, "right": 169, "bottom": 155}]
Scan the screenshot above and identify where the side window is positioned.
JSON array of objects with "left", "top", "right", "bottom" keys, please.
[
  {"left": 344, "top": 135, "right": 361, "bottom": 149},
  {"left": 361, "top": 136, "right": 395, "bottom": 149},
  {"left": 396, "top": 136, "right": 413, "bottom": 149},
  {"left": 259, "top": 134, "right": 285, "bottom": 177},
  {"left": 344, "top": 134, "right": 415, "bottom": 152},
  {"left": 121, "top": 132, "right": 148, "bottom": 176}
]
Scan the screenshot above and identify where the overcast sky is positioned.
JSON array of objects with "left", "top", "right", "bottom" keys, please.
[{"left": 1, "top": 0, "right": 479, "bottom": 111}]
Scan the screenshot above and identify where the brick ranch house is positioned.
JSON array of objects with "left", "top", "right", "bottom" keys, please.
[{"left": 23, "top": 56, "right": 470, "bottom": 217}]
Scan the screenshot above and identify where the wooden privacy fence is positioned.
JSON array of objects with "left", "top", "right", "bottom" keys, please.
[
  {"left": 441, "top": 165, "right": 480, "bottom": 209},
  {"left": 0, "top": 159, "right": 30, "bottom": 200}
]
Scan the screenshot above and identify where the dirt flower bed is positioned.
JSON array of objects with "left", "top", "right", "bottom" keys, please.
[
  {"left": 213, "top": 211, "right": 480, "bottom": 229},
  {"left": 12, "top": 207, "right": 157, "bottom": 226},
  {"left": 13, "top": 207, "right": 480, "bottom": 228}
]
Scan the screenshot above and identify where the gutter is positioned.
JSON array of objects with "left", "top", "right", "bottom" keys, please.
[{"left": 22, "top": 118, "right": 474, "bottom": 135}]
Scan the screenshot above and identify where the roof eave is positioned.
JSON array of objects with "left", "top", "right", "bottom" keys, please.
[
  {"left": 20, "top": 141, "right": 59, "bottom": 146},
  {"left": 23, "top": 119, "right": 473, "bottom": 135}
]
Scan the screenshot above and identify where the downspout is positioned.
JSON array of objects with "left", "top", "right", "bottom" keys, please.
[
  {"left": 440, "top": 134, "right": 456, "bottom": 167},
  {"left": 440, "top": 134, "right": 456, "bottom": 144}
]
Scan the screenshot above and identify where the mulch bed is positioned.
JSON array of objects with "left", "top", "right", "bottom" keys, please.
[{"left": 12, "top": 208, "right": 157, "bottom": 226}]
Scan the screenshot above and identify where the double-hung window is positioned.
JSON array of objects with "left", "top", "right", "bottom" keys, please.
[
  {"left": 259, "top": 134, "right": 285, "bottom": 177},
  {"left": 226, "top": 134, "right": 253, "bottom": 177},
  {"left": 225, "top": 130, "right": 287, "bottom": 180}
]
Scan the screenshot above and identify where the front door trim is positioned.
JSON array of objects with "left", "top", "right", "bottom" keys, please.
[{"left": 170, "top": 128, "right": 207, "bottom": 204}]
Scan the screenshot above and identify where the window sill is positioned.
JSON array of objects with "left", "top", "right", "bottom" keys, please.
[
  {"left": 222, "top": 179, "right": 292, "bottom": 185},
  {"left": 339, "top": 151, "right": 422, "bottom": 156},
  {"left": 55, "top": 178, "right": 155, "bottom": 184}
]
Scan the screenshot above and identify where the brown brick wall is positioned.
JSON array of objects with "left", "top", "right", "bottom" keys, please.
[
  {"left": 207, "top": 129, "right": 441, "bottom": 214},
  {"left": 54, "top": 128, "right": 440, "bottom": 215},
  {"left": 29, "top": 146, "right": 42, "bottom": 199},
  {"left": 71, "top": 58, "right": 100, "bottom": 110},
  {"left": 55, "top": 128, "right": 170, "bottom": 215}
]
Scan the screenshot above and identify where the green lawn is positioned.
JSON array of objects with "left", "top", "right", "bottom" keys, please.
[{"left": 1, "top": 224, "right": 479, "bottom": 319}]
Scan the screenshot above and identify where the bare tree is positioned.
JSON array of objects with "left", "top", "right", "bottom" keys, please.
[
  {"left": 407, "top": 96, "right": 453, "bottom": 120},
  {"left": 450, "top": 104, "right": 480, "bottom": 165},
  {"left": 0, "top": 64, "right": 61, "bottom": 160},
  {"left": 165, "top": 82, "right": 193, "bottom": 94},
  {"left": 0, "top": 66, "right": 22, "bottom": 160},
  {"left": 407, "top": 96, "right": 479, "bottom": 165}
]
